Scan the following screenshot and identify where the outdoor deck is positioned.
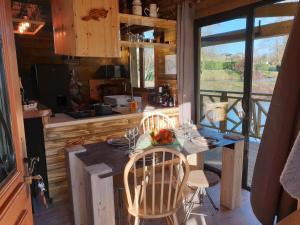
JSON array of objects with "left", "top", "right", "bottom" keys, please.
[{"left": 200, "top": 89, "right": 270, "bottom": 187}]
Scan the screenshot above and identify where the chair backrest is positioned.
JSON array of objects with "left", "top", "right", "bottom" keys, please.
[
  {"left": 140, "top": 112, "right": 175, "bottom": 133},
  {"left": 205, "top": 102, "right": 228, "bottom": 122},
  {"left": 124, "top": 147, "right": 189, "bottom": 218}
]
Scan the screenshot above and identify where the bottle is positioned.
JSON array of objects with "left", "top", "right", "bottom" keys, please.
[
  {"left": 130, "top": 100, "right": 138, "bottom": 112},
  {"left": 168, "top": 96, "right": 174, "bottom": 107}
]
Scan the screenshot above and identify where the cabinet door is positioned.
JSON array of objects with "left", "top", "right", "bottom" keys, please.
[{"left": 74, "top": 0, "right": 120, "bottom": 57}]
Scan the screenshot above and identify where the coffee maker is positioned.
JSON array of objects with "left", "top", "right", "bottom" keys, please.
[{"left": 156, "top": 84, "right": 174, "bottom": 107}]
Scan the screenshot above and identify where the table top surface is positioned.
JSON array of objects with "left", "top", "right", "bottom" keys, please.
[{"left": 76, "top": 128, "right": 243, "bottom": 178}]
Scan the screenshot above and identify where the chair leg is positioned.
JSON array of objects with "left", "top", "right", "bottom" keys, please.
[
  {"left": 172, "top": 213, "right": 180, "bottom": 225},
  {"left": 134, "top": 216, "right": 140, "bottom": 225},
  {"left": 165, "top": 216, "right": 173, "bottom": 225}
]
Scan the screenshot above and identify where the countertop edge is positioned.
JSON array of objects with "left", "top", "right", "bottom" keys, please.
[
  {"left": 23, "top": 105, "right": 52, "bottom": 119},
  {"left": 45, "top": 107, "right": 179, "bottom": 129}
]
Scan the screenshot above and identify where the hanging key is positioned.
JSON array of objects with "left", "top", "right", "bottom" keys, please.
[{"left": 37, "top": 179, "right": 48, "bottom": 208}]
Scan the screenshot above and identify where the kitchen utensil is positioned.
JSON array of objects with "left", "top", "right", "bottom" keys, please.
[
  {"left": 132, "top": 0, "right": 142, "bottom": 16},
  {"left": 144, "top": 4, "right": 159, "bottom": 18}
]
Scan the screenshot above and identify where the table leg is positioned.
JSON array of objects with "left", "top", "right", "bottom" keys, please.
[
  {"left": 65, "top": 145, "right": 88, "bottom": 225},
  {"left": 85, "top": 163, "right": 115, "bottom": 225},
  {"left": 220, "top": 141, "right": 244, "bottom": 209}
]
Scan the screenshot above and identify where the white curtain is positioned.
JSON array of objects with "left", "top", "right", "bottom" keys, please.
[{"left": 177, "top": 0, "right": 196, "bottom": 124}]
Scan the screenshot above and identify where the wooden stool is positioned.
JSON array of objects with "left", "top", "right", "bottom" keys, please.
[{"left": 184, "top": 170, "right": 220, "bottom": 222}]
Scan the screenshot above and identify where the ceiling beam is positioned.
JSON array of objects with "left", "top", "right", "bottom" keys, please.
[
  {"left": 195, "top": 0, "right": 261, "bottom": 19},
  {"left": 255, "top": 2, "right": 299, "bottom": 17},
  {"left": 201, "top": 20, "right": 293, "bottom": 47}
]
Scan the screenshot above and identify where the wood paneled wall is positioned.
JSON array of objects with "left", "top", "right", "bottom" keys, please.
[{"left": 15, "top": 31, "right": 129, "bottom": 101}]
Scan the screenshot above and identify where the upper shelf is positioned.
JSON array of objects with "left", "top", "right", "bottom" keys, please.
[
  {"left": 119, "top": 13, "right": 176, "bottom": 30},
  {"left": 120, "top": 40, "right": 176, "bottom": 49}
]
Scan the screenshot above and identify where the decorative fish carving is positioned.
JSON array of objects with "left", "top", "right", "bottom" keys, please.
[{"left": 81, "top": 8, "right": 108, "bottom": 21}]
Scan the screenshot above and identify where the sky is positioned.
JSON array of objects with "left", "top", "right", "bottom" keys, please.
[{"left": 201, "top": 16, "right": 293, "bottom": 56}]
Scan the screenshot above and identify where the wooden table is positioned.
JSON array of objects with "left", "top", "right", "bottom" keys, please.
[{"left": 66, "top": 128, "right": 244, "bottom": 225}]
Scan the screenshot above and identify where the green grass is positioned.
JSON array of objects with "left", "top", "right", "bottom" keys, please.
[
  {"left": 200, "top": 69, "right": 276, "bottom": 94},
  {"left": 201, "top": 70, "right": 242, "bottom": 81}
]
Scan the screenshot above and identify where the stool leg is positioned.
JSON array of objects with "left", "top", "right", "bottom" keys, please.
[
  {"left": 199, "top": 188, "right": 205, "bottom": 205},
  {"left": 204, "top": 188, "right": 219, "bottom": 211},
  {"left": 184, "top": 187, "right": 201, "bottom": 223}
]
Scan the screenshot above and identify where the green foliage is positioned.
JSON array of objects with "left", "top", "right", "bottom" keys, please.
[
  {"left": 255, "top": 64, "right": 269, "bottom": 71},
  {"left": 201, "top": 61, "right": 239, "bottom": 72},
  {"left": 201, "top": 61, "right": 224, "bottom": 70},
  {"left": 268, "top": 66, "right": 279, "bottom": 72},
  {"left": 223, "top": 62, "right": 237, "bottom": 71}
]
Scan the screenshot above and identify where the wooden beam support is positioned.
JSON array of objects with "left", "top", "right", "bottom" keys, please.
[
  {"left": 201, "top": 20, "right": 293, "bottom": 47},
  {"left": 195, "top": 0, "right": 261, "bottom": 19},
  {"left": 255, "top": 2, "right": 299, "bottom": 18}
]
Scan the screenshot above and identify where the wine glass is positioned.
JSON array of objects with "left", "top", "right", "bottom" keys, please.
[
  {"left": 125, "top": 127, "right": 139, "bottom": 153},
  {"left": 125, "top": 129, "right": 133, "bottom": 150},
  {"left": 131, "top": 126, "right": 139, "bottom": 149},
  {"left": 187, "top": 120, "right": 194, "bottom": 140}
]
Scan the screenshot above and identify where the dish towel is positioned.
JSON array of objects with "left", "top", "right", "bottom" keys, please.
[{"left": 280, "top": 131, "right": 300, "bottom": 199}]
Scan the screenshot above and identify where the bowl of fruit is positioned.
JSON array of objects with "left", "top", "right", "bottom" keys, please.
[{"left": 150, "top": 129, "right": 175, "bottom": 146}]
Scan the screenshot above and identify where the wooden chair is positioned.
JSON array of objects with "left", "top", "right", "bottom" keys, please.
[
  {"left": 124, "top": 147, "right": 190, "bottom": 225},
  {"left": 140, "top": 112, "right": 175, "bottom": 133}
]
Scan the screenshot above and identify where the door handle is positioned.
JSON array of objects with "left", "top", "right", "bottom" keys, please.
[
  {"left": 24, "top": 156, "right": 39, "bottom": 175},
  {"left": 24, "top": 174, "right": 42, "bottom": 185}
]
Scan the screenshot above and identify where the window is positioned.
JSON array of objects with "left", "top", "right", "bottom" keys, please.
[
  {"left": 130, "top": 30, "right": 155, "bottom": 89},
  {"left": 0, "top": 38, "right": 16, "bottom": 185},
  {"left": 143, "top": 48, "right": 155, "bottom": 88}
]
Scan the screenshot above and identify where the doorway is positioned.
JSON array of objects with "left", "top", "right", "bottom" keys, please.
[{"left": 195, "top": 0, "right": 299, "bottom": 189}]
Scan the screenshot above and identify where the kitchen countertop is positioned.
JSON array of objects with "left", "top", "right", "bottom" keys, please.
[
  {"left": 23, "top": 104, "right": 52, "bottom": 119},
  {"left": 45, "top": 106, "right": 179, "bottom": 129}
]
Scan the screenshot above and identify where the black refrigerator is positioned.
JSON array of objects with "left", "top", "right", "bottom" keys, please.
[{"left": 24, "top": 64, "right": 71, "bottom": 113}]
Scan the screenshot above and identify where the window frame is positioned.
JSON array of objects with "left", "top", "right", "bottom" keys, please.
[{"left": 194, "top": 0, "right": 287, "bottom": 190}]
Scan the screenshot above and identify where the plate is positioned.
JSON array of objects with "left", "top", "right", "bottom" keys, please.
[
  {"left": 191, "top": 136, "right": 220, "bottom": 146},
  {"left": 107, "top": 137, "right": 129, "bottom": 146}
]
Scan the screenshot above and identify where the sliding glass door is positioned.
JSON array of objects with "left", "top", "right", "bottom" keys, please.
[
  {"left": 195, "top": 0, "right": 299, "bottom": 189},
  {"left": 198, "top": 17, "right": 247, "bottom": 172},
  {"left": 247, "top": 0, "right": 298, "bottom": 187}
]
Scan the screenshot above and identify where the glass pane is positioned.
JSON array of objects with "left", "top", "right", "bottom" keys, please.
[
  {"left": 247, "top": 0, "right": 299, "bottom": 187},
  {"left": 199, "top": 17, "right": 247, "bottom": 171},
  {"left": 130, "top": 47, "right": 140, "bottom": 88},
  {"left": 143, "top": 48, "right": 155, "bottom": 88},
  {"left": 0, "top": 38, "right": 16, "bottom": 185}
]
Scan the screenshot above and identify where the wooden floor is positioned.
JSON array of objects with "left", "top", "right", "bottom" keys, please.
[{"left": 34, "top": 185, "right": 261, "bottom": 225}]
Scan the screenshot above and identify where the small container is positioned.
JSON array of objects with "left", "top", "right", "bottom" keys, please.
[{"left": 130, "top": 100, "right": 138, "bottom": 112}]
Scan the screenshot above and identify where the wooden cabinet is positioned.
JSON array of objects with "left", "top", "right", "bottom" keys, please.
[{"left": 51, "top": 0, "right": 120, "bottom": 57}]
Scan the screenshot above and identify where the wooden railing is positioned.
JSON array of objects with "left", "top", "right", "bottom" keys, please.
[{"left": 199, "top": 90, "right": 272, "bottom": 139}]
